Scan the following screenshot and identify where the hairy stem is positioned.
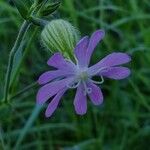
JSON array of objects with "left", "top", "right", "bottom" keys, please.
[{"left": 3, "top": 21, "right": 30, "bottom": 103}]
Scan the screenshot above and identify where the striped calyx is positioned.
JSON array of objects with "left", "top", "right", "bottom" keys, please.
[{"left": 41, "top": 19, "right": 80, "bottom": 59}]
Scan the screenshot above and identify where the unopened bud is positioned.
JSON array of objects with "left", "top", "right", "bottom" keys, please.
[{"left": 41, "top": 19, "right": 80, "bottom": 59}]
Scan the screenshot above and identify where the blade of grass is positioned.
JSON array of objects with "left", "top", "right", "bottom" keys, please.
[
  {"left": 0, "top": 126, "right": 6, "bottom": 150},
  {"left": 13, "top": 104, "right": 43, "bottom": 150}
]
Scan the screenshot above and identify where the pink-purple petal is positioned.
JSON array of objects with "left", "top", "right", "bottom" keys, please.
[
  {"left": 88, "top": 52, "right": 131, "bottom": 76},
  {"left": 47, "top": 53, "right": 65, "bottom": 68},
  {"left": 47, "top": 53, "right": 75, "bottom": 70},
  {"left": 96, "top": 52, "right": 131, "bottom": 67},
  {"left": 36, "top": 78, "right": 72, "bottom": 105},
  {"left": 87, "top": 82, "right": 103, "bottom": 105},
  {"left": 74, "top": 84, "right": 87, "bottom": 115},
  {"left": 38, "top": 70, "right": 74, "bottom": 85},
  {"left": 45, "top": 88, "right": 67, "bottom": 118},
  {"left": 100, "top": 67, "right": 131, "bottom": 80},
  {"left": 74, "top": 36, "right": 89, "bottom": 67},
  {"left": 86, "top": 30, "right": 105, "bottom": 65}
]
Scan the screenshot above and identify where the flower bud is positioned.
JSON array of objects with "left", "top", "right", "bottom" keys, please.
[
  {"left": 40, "top": 1, "right": 61, "bottom": 16},
  {"left": 41, "top": 19, "right": 80, "bottom": 59}
]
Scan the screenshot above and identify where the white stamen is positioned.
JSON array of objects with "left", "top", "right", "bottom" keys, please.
[
  {"left": 82, "top": 81, "right": 92, "bottom": 95},
  {"left": 87, "top": 87, "right": 92, "bottom": 94},
  {"left": 91, "top": 76, "right": 104, "bottom": 84},
  {"left": 67, "top": 80, "right": 81, "bottom": 89},
  {"left": 92, "top": 66, "right": 110, "bottom": 76}
]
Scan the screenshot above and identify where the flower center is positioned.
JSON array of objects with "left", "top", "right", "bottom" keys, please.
[
  {"left": 66, "top": 67, "right": 105, "bottom": 94},
  {"left": 79, "top": 71, "right": 88, "bottom": 81}
]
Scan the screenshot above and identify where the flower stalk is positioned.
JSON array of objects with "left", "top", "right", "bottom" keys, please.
[{"left": 29, "top": 16, "right": 48, "bottom": 27}]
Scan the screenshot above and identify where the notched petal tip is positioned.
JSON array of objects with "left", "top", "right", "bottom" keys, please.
[
  {"left": 45, "top": 110, "right": 52, "bottom": 118},
  {"left": 92, "top": 97, "right": 104, "bottom": 106},
  {"left": 75, "top": 110, "right": 87, "bottom": 116},
  {"left": 101, "top": 67, "right": 131, "bottom": 80},
  {"left": 86, "top": 29, "right": 105, "bottom": 65},
  {"left": 38, "top": 76, "right": 45, "bottom": 85},
  {"left": 95, "top": 29, "right": 105, "bottom": 38},
  {"left": 45, "top": 107, "right": 55, "bottom": 118},
  {"left": 91, "top": 29, "right": 105, "bottom": 43},
  {"left": 47, "top": 52, "right": 62, "bottom": 66},
  {"left": 77, "top": 36, "right": 89, "bottom": 44},
  {"left": 119, "top": 68, "right": 131, "bottom": 80},
  {"left": 87, "top": 82, "right": 104, "bottom": 105},
  {"left": 44, "top": 88, "right": 67, "bottom": 118},
  {"left": 126, "top": 53, "right": 132, "bottom": 62},
  {"left": 73, "top": 102, "right": 87, "bottom": 115},
  {"left": 36, "top": 92, "right": 43, "bottom": 105},
  {"left": 74, "top": 84, "right": 87, "bottom": 115},
  {"left": 113, "top": 52, "right": 132, "bottom": 63},
  {"left": 74, "top": 36, "right": 89, "bottom": 66}
]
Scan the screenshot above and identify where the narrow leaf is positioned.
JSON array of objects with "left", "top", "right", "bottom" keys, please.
[{"left": 12, "top": 0, "right": 31, "bottom": 19}]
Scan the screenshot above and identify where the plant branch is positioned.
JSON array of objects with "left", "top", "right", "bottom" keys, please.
[{"left": 10, "top": 82, "right": 38, "bottom": 100}]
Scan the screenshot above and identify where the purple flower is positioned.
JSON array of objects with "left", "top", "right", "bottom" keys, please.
[{"left": 37, "top": 30, "right": 131, "bottom": 117}]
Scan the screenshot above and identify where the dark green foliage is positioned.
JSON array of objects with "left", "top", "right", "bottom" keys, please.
[{"left": 12, "top": 0, "right": 32, "bottom": 19}]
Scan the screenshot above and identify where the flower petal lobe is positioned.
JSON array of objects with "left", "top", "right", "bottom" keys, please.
[
  {"left": 87, "top": 82, "right": 103, "bottom": 105},
  {"left": 74, "top": 36, "right": 89, "bottom": 67},
  {"left": 38, "top": 70, "right": 74, "bottom": 85},
  {"left": 100, "top": 67, "right": 131, "bottom": 80},
  {"left": 88, "top": 52, "right": 131, "bottom": 76},
  {"left": 45, "top": 89, "right": 66, "bottom": 117},
  {"left": 86, "top": 30, "right": 105, "bottom": 65},
  {"left": 74, "top": 84, "right": 87, "bottom": 115},
  {"left": 36, "top": 78, "right": 72, "bottom": 105}
]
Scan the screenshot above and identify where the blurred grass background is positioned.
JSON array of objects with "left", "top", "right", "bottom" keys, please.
[{"left": 0, "top": 0, "right": 150, "bottom": 149}]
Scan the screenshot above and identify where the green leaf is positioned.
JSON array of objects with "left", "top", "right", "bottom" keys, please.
[
  {"left": 40, "top": 1, "right": 61, "bottom": 16},
  {"left": 12, "top": 0, "right": 31, "bottom": 19},
  {"left": 10, "top": 41, "right": 25, "bottom": 85}
]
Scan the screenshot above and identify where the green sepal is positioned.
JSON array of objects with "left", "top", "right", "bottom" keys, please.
[{"left": 40, "top": 1, "right": 61, "bottom": 16}]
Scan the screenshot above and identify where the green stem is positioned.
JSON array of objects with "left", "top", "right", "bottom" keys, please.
[
  {"left": 0, "top": 126, "right": 6, "bottom": 150},
  {"left": 3, "top": 21, "right": 30, "bottom": 103},
  {"left": 29, "top": 16, "right": 48, "bottom": 27},
  {"left": 10, "top": 82, "right": 38, "bottom": 100}
]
